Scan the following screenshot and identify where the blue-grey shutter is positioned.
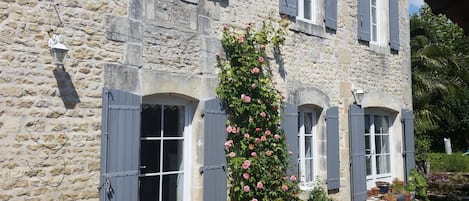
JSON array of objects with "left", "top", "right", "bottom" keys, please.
[
  {"left": 349, "top": 104, "right": 367, "bottom": 201},
  {"left": 282, "top": 102, "right": 298, "bottom": 177},
  {"left": 357, "top": 0, "right": 371, "bottom": 42},
  {"left": 325, "top": 0, "right": 337, "bottom": 31},
  {"left": 389, "top": 0, "right": 400, "bottom": 51},
  {"left": 326, "top": 106, "right": 340, "bottom": 190},
  {"left": 100, "top": 88, "right": 140, "bottom": 201},
  {"left": 203, "top": 99, "right": 228, "bottom": 201},
  {"left": 279, "top": 0, "right": 298, "bottom": 17},
  {"left": 402, "top": 109, "right": 415, "bottom": 181}
]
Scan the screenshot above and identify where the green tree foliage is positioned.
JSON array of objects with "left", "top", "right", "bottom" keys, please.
[
  {"left": 411, "top": 6, "right": 469, "bottom": 158},
  {"left": 216, "top": 20, "right": 300, "bottom": 201}
]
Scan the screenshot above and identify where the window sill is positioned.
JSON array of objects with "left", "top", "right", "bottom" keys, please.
[
  {"left": 361, "top": 42, "right": 390, "bottom": 55},
  {"left": 290, "top": 19, "right": 326, "bottom": 38}
]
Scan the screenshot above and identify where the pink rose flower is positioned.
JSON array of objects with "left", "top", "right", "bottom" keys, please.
[
  {"left": 257, "top": 99, "right": 262, "bottom": 104},
  {"left": 244, "top": 133, "right": 250, "bottom": 138},
  {"left": 243, "top": 173, "right": 250, "bottom": 180},
  {"left": 223, "top": 23, "right": 228, "bottom": 30},
  {"left": 260, "top": 112, "right": 266, "bottom": 118},
  {"left": 244, "top": 96, "right": 251, "bottom": 103},
  {"left": 224, "top": 140, "right": 233, "bottom": 150},
  {"left": 251, "top": 152, "right": 257, "bottom": 157},
  {"left": 252, "top": 199, "right": 258, "bottom": 201},
  {"left": 249, "top": 117, "right": 254, "bottom": 123},
  {"left": 251, "top": 83, "right": 256, "bottom": 89},
  {"left": 235, "top": 127, "right": 240, "bottom": 134},
  {"left": 259, "top": 44, "right": 265, "bottom": 49},
  {"left": 226, "top": 126, "right": 233, "bottom": 133},
  {"left": 255, "top": 138, "right": 260, "bottom": 144},
  {"left": 290, "top": 175, "right": 297, "bottom": 181},
  {"left": 249, "top": 144, "right": 254, "bottom": 150},
  {"left": 265, "top": 130, "right": 271, "bottom": 136},
  {"left": 229, "top": 152, "right": 236, "bottom": 158},
  {"left": 242, "top": 160, "right": 251, "bottom": 169},
  {"left": 265, "top": 150, "right": 272, "bottom": 156},
  {"left": 258, "top": 57, "right": 264, "bottom": 63},
  {"left": 255, "top": 128, "right": 261, "bottom": 133},
  {"left": 282, "top": 185, "right": 288, "bottom": 191},
  {"left": 261, "top": 136, "right": 266, "bottom": 141},
  {"left": 238, "top": 35, "right": 245, "bottom": 43},
  {"left": 257, "top": 182, "right": 263, "bottom": 189},
  {"left": 251, "top": 67, "right": 260, "bottom": 74},
  {"left": 243, "top": 185, "right": 250, "bottom": 192},
  {"left": 274, "top": 134, "right": 280, "bottom": 140}
]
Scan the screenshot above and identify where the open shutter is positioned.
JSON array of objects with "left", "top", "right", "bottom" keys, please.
[
  {"left": 203, "top": 99, "right": 228, "bottom": 201},
  {"left": 349, "top": 104, "right": 367, "bottom": 201},
  {"left": 282, "top": 102, "right": 298, "bottom": 177},
  {"left": 326, "top": 106, "right": 340, "bottom": 190},
  {"left": 389, "top": 0, "right": 400, "bottom": 51},
  {"left": 325, "top": 0, "right": 338, "bottom": 31},
  {"left": 402, "top": 109, "right": 415, "bottom": 181},
  {"left": 100, "top": 88, "right": 141, "bottom": 201},
  {"left": 357, "top": 0, "right": 371, "bottom": 42},
  {"left": 279, "top": 0, "right": 298, "bottom": 17}
]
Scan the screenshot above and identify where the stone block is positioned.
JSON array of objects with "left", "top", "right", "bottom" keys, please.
[
  {"left": 1, "top": 118, "right": 20, "bottom": 133},
  {"left": 198, "top": 15, "right": 212, "bottom": 35},
  {"left": 125, "top": 43, "right": 143, "bottom": 67}
]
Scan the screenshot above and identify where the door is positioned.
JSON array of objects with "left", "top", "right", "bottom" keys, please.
[{"left": 365, "top": 113, "right": 391, "bottom": 188}]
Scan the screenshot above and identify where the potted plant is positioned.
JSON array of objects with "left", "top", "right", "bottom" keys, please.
[
  {"left": 376, "top": 181, "right": 390, "bottom": 194},
  {"left": 371, "top": 187, "right": 380, "bottom": 196}
]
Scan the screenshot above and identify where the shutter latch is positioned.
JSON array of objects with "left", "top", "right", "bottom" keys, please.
[
  {"left": 199, "top": 164, "right": 226, "bottom": 174},
  {"left": 98, "top": 175, "right": 114, "bottom": 199}
]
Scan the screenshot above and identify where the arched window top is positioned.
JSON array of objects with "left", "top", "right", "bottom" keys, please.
[
  {"left": 290, "top": 87, "right": 330, "bottom": 109},
  {"left": 361, "top": 92, "right": 403, "bottom": 113}
]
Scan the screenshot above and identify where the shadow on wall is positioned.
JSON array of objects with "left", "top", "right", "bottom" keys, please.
[
  {"left": 53, "top": 70, "right": 80, "bottom": 109},
  {"left": 208, "top": 0, "right": 229, "bottom": 7}
]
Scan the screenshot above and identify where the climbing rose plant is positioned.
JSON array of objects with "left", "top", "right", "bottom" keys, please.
[{"left": 216, "top": 21, "right": 301, "bottom": 201}]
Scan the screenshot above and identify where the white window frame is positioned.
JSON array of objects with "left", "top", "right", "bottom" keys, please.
[
  {"left": 364, "top": 109, "right": 393, "bottom": 189},
  {"left": 140, "top": 96, "right": 193, "bottom": 201},
  {"left": 297, "top": 0, "right": 321, "bottom": 24},
  {"left": 370, "top": 0, "right": 378, "bottom": 43},
  {"left": 298, "top": 108, "right": 318, "bottom": 189}
]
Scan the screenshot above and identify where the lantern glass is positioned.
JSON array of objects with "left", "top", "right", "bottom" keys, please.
[{"left": 50, "top": 42, "right": 68, "bottom": 65}]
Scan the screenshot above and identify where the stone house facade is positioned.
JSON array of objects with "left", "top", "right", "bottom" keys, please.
[{"left": 0, "top": 0, "right": 413, "bottom": 201}]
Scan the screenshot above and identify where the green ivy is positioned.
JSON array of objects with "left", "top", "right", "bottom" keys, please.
[
  {"left": 407, "top": 169, "right": 429, "bottom": 201},
  {"left": 216, "top": 20, "right": 300, "bottom": 201}
]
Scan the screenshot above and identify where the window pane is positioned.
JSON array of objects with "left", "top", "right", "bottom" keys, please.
[
  {"left": 162, "top": 174, "right": 184, "bottom": 201},
  {"left": 365, "top": 115, "right": 370, "bottom": 133},
  {"left": 305, "top": 136, "right": 312, "bottom": 158},
  {"left": 304, "top": 0, "right": 312, "bottom": 20},
  {"left": 366, "top": 156, "right": 372, "bottom": 176},
  {"left": 304, "top": 112, "right": 312, "bottom": 134},
  {"left": 164, "top": 106, "right": 185, "bottom": 137},
  {"left": 140, "top": 176, "right": 160, "bottom": 201},
  {"left": 141, "top": 104, "right": 162, "bottom": 137},
  {"left": 365, "top": 135, "right": 371, "bottom": 150},
  {"left": 140, "top": 140, "right": 161, "bottom": 174},
  {"left": 163, "top": 140, "right": 184, "bottom": 172},
  {"left": 374, "top": 115, "right": 389, "bottom": 134},
  {"left": 376, "top": 154, "right": 390, "bottom": 174},
  {"left": 375, "top": 135, "right": 389, "bottom": 154},
  {"left": 305, "top": 159, "right": 313, "bottom": 183},
  {"left": 371, "top": 7, "right": 376, "bottom": 24},
  {"left": 372, "top": 25, "right": 377, "bottom": 42}
]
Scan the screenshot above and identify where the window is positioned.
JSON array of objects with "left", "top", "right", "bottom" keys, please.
[
  {"left": 370, "top": 0, "right": 378, "bottom": 42},
  {"left": 297, "top": 108, "right": 318, "bottom": 188},
  {"left": 297, "top": 0, "right": 320, "bottom": 24},
  {"left": 279, "top": 0, "right": 337, "bottom": 31},
  {"left": 364, "top": 111, "right": 392, "bottom": 188},
  {"left": 140, "top": 102, "right": 192, "bottom": 201}
]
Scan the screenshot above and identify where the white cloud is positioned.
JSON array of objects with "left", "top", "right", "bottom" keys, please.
[{"left": 409, "top": 0, "right": 425, "bottom": 7}]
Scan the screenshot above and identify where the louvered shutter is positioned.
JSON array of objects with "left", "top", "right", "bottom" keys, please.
[
  {"left": 282, "top": 103, "right": 299, "bottom": 177},
  {"left": 389, "top": 0, "right": 400, "bottom": 51},
  {"left": 349, "top": 104, "right": 367, "bottom": 201},
  {"left": 326, "top": 106, "right": 340, "bottom": 190},
  {"left": 203, "top": 99, "right": 228, "bottom": 201},
  {"left": 100, "top": 88, "right": 141, "bottom": 201},
  {"left": 325, "top": 0, "right": 338, "bottom": 31},
  {"left": 279, "top": 0, "right": 298, "bottom": 17},
  {"left": 357, "top": 0, "right": 371, "bottom": 42},
  {"left": 402, "top": 109, "right": 415, "bottom": 181}
]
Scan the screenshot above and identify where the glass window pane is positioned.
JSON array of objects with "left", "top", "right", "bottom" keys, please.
[
  {"left": 305, "top": 159, "right": 313, "bottom": 183},
  {"left": 366, "top": 156, "right": 372, "bottom": 176},
  {"left": 163, "top": 140, "right": 184, "bottom": 172},
  {"left": 371, "top": 7, "right": 376, "bottom": 24},
  {"left": 304, "top": 112, "right": 312, "bottom": 134},
  {"left": 365, "top": 115, "right": 370, "bottom": 133},
  {"left": 140, "top": 140, "right": 160, "bottom": 174},
  {"left": 365, "top": 135, "right": 371, "bottom": 150},
  {"left": 305, "top": 136, "right": 312, "bottom": 158},
  {"left": 164, "top": 106, "right": 185, "bottom": 137},
  {"left": 375, "top": 135, "right": 382, "bottom": 154},
  {"left": 304, "top": 0, "right": 312, "bottom": 20},
  {"left": 374, "top": 115, "right": 389, "bottom": 134},
  {"left": 162, "top": 174, "right": 184, "bottom": 201},
  {"left": 141, "top": 104, "right": 162, "bottom": 137},
  {"left": 376, "top": 155, "right": 390, "bottom": 174},
  {"left": 140, "top": 176, "right": 160, "bottom": 201},
  {"left": 372, "top": 25, "right": 377, "bottom": 42}
]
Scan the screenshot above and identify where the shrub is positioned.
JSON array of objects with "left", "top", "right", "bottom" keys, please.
[
  {"left": 308, "top": 179, "right": 334, "bottom": 201},
  {"left": 428, "top": 152, "right": 469, "bottom": 172}
]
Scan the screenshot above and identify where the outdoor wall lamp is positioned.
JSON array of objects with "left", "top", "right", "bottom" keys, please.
[
  {"left": 352, "top": 88, "right": 365, "bottom": 106},
  {"left": 48, "top": 34, "right": 68, "bottom": 67}
]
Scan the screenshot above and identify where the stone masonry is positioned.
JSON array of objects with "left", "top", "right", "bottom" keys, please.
[{"left": 0, "top": 0, "right": 410, "bottom": 200}]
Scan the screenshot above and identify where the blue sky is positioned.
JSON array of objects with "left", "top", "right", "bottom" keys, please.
[{"left": 409, "top": 0, "right": 425, "bottom": 15}]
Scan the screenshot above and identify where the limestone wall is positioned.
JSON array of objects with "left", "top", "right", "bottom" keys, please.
[{"left": 0, "top": 1, "right": 127, "bottom": 200}]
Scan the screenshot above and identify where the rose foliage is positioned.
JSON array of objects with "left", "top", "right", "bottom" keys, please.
[{"left": 216, "top": 21, "right": 300, "bottom": 201}]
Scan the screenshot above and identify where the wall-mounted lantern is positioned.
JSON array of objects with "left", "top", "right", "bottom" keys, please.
[
  {"left": 352, "top": 88, "right": 365, "bottom": 106},
  {"left": 48, "top": 34, "right": 68, "bottom": 66}
]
